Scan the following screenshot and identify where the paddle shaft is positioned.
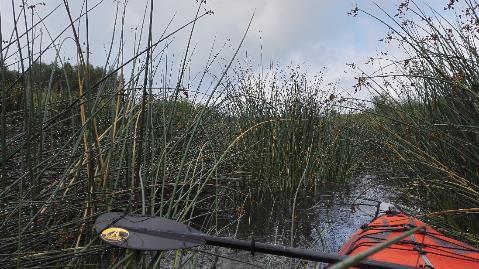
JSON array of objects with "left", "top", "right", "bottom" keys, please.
[{"left": 125, "top": 227, "right": 413, "bottom": 269}]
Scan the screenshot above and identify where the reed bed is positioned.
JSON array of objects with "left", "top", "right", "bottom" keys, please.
[
  {"left": 222, "top": 66, "right": 361, "bottom": 195},
  {"left": 350, "top": 0, "right": 479, "bottom": 243},
  {"left": 2, "top": 0, "right": 478, "bottom": 268},
  {"left": 0, "top": 0, "right": 357, "bottom": 268},
  {"left": 0, "top": 0, "right": 244, "bottom": 267}
]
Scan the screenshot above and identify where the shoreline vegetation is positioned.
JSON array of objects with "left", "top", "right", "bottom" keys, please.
[{"left": 0, "top": 0, "right": 478, "bottom": 268}]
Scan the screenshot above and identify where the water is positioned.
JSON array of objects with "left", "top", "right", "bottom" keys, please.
[{"left": 207, "top": 174, "right": 396, "bottom": 268}]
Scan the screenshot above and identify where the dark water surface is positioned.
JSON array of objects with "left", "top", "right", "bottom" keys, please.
[{"left": 207, "top": 175, "right": 396, "bottom": 268}]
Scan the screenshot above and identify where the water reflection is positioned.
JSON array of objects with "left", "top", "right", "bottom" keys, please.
[{"left": 212, "top": 174, "right": 395, "bottom": 268}]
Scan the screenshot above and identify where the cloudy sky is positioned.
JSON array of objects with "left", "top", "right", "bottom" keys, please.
[{"left": 0, "top": 0, "right": 449, "bottom": 99}]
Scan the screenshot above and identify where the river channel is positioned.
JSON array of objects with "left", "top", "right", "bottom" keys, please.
[{"left": 206, "top": 174, "right": 397, "bottom": 268}]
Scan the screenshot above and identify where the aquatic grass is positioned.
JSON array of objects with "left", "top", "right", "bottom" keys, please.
[
  {"left": 221, "top": 68, "right": 362, "bottom": 194},
  {"left": 350, "top": 0, "right": 479, "bottom": 242},
  {"left": 0, "top": 0, "right": 274, "bottom": 267},
  {"left": 2, "top": 1, "right": 213, "bottom": 266},
  {"left": 0, "top": 0, "right": 443, "bottom": 267}
]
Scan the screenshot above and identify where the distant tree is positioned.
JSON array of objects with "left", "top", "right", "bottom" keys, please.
[{"left": 0, "top": 61, "right": 119, "bottom": 112}]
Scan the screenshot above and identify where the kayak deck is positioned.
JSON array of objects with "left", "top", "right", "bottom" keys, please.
[{"left": 339, "top": 210, "right": 479, "bottom": 269}]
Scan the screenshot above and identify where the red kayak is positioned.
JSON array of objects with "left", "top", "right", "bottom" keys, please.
[{"left": 340, "top": 204, "right": 479, "bottom": 269}]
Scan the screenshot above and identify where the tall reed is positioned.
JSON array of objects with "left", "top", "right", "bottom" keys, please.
[
  {"left": 350, "top": 0, "right": 479, "bottom": 242},
  {"left": 0, "top": 0, "right": 238, "bottom": 267},
  {"left": 222, "top": 66, "right": 361, "bottom": 195}
]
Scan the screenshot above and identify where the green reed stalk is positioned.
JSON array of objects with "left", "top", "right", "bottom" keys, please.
[
  {"left": 0, "top": 12, "right": 6, "bottom": 184},
  {"left": 353, "top": 1, "right": 479, "bottom": 241}
]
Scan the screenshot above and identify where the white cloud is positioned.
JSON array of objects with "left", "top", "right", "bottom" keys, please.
[{"left": 0, "top": 0, "right": 452, "bottom": 101}]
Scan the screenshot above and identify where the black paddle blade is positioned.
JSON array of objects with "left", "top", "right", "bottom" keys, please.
[{"left": 95, "top": 212, "right": 203, "bottom": 251}]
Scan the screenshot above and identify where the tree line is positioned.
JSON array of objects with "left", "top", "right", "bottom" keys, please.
[{"left": 1, "top": 61, "right": 118, "bottom": 111}]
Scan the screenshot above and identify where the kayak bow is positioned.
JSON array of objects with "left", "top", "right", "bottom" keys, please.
[{"left": 340, "top": 203, "right": 479, "bottom": 269}]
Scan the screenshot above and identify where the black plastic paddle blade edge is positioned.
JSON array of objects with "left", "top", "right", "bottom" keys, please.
[{"left": 95, "top": 212, "right": 203, "bottom": 251}]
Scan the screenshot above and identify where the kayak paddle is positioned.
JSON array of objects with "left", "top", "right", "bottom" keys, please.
[{"left": 95, "top": 212, "right": 414, "bottom": 269}]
